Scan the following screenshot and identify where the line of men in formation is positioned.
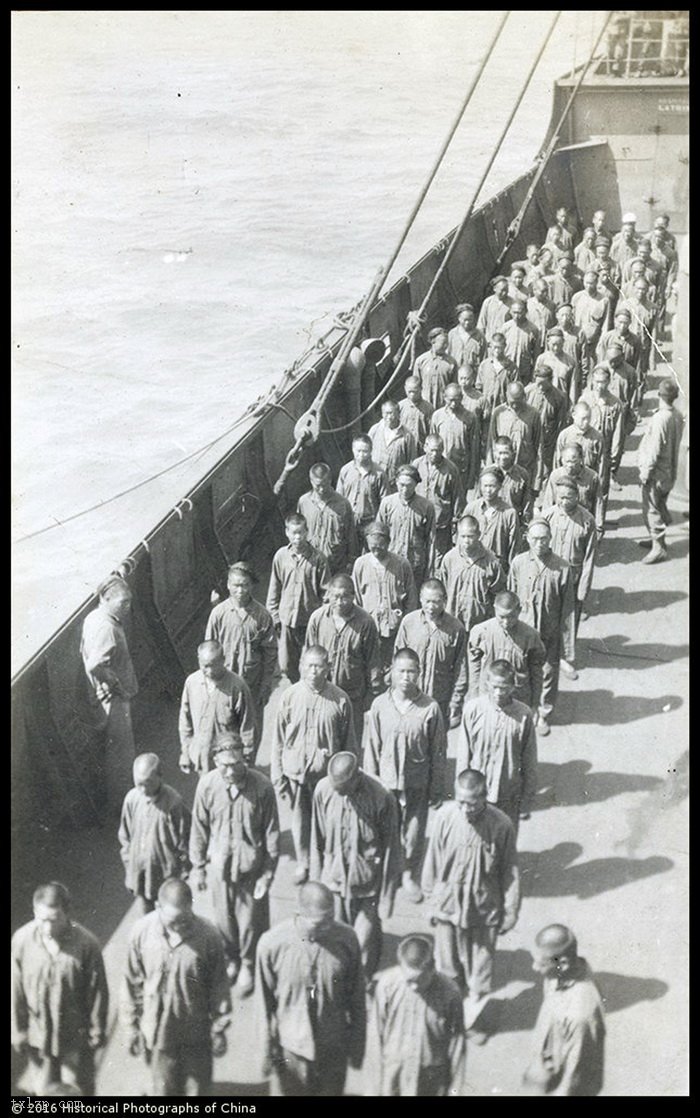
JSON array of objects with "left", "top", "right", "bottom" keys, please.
[{"left": 12, "top": 206, "right": 684, "bottom": 1100}]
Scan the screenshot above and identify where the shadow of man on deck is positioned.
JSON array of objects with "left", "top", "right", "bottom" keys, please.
[{"left": 518, "top": 841, "right": 673, "bottom": 899}]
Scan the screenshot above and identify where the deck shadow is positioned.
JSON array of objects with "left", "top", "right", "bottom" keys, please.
[
  {"left": 580, "top": 633, "right": 689, "bottom": 668},
  {"left": 485, "top": 958, "right": 667, "bottom": 1035},
  {"left": 592, "top": 586, "right": 687, "bottom": 614},
  {"left": 532, "top": 760, "right": 662, "bottom": 809},
  {"left": 555, "top": 688, "right": 683, "bottom": 726},
  {"left": 210, "top": 1082, "right": 271, "bottom": 1096},
  {"left": 518, "top": 842, "right": 673, "bottom": 899}
]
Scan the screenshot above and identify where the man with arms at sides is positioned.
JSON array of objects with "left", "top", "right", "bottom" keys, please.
[
  {"left": 12, "top": 882, "right": 108, "bottom": 1096},
  {"left": 305, "top": 572, "right": 383, "bottom": 740},
  {"left": 542, "top": 478, "right": 597, "bottom": 656},
  {"left": 465, "top": 465, "right": 522, "bottom": 575},
  {"left": 447, "top": 302, "right": 486, "bottom": 379},
  {"left": 271, "top": 645, "right": 356, "bottom": 885},
  {"left": 178, "top": 639, "right": 257, "bottom": 774},
  {"left": 368, "top": 934, "right": 466, "bottom": 1096},
  {"left": 205, "top": 561, "right": 277, "bottom": 742},
  {"left": 413, "top": 432, "right": 465, "bottom": 571},
  {"left": 189, "top": 735, "right": 279, "bottom": 995},
  {"left": 422, "top": 769, "right": 520, "bottom": 1044},
  {"left": 413, "top": 326, "right": 459, "bottom": 411},
  {"left": 440, "top": 514, "right": 504, "bottom": 640},
  {"left": 297, "top": 461, "right": 357, "bottom": 575},
  {"left": 351, "top": 520, "right": 418, "bottom": 676},
  {"left": 394, "top": 579, "right": 468, "bottom": 731},
  {"left": 369, "top": 398, "right": 419, "bottom": 489},
  {"left": 376, "top": 463, "right": 436, "bottom": 589},
  {"left": 255, "top": 882, "right": 366, "bottom": 1097},
  {"left": 399, "top": 375, "right": 434, "bottom": 450},
  {"left": 266, "top": 512, "right": 330, "bottom": 684},
  {"left": 637, "top": 377, "right": 685, "bottom": 564},
  {"left": 310, "top": 750, "right": 402, "bottom": 980},
  {"left": 523, "top": 924, "right": 605, "bottom": 1097},
  {"left": 336, "top": 434, "right": 389, "bottom": 543},
  {"left": 122, "top": 878, "right": 230, "bottom": 1097},
  {"left": 364, "top": 648, "right": 447, "bottom": 904},
  {"left": 468, "top": 589, "right": 545, "bottom": 713}
]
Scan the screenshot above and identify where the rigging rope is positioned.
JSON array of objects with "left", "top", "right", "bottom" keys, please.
[
  {"left": 320, "top": 9, "right": 563, "bottom": 437},
  {"left": 487, "top": 10, "right": 613, "bottom": 283},
  {"left": 271, "top": 10, "right": 512, "bottom": 491}
]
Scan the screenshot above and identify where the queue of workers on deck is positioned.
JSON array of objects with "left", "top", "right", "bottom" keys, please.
[{"left": 12, "top": 206, "right": 684, "bottom": 1100}]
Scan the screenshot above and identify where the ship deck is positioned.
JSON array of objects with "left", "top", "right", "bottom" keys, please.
[{"left": 11, "top": 363, "right": 688, "bottom": 1097}]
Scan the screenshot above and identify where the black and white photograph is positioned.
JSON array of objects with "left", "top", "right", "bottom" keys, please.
[{"left": 11, "top": 10, "right": 689, "bottom": 1099}]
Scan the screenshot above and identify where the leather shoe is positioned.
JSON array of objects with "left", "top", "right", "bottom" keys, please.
[
  {"left": 560, "top": 659, "right": 578, "bottom": 680},
  {"left": 402, "top": 871, "right": 423, "bottom": 904},
  {"left": 293, "top": 865, "right": 309, "bottom": 885},
  {"left": 537, "top": 718, "right": 551, "bottom": 737},
  {"left": 236, "top": 962, "right": 254, "bottom": 997}
]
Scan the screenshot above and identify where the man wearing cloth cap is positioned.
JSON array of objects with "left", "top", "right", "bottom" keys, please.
[
  {"left": 376, "top": 463, "right": 436, "bottom": 588},
  {"left": 179, "top": 640, "right": 258, "bottom": 773},
  {"left": 465, "top": 466, "right": 521, "bottom": 574},
  {"left": 430, "top": 383, "right": 481, "bottom": 500},
  {"left": 422, "top": 769, "right": 520, "bottom": 1042},
  {"left": 255, "top": 882, "right": 366, "bottom": 1096},
  {"left": 542, "top": 478, "right": 598, "bottom": 647},
  {"left": 535, "top": 328, "right": 578, "bottom": 407},
  {"left": 190, "top": 736, "right": 279, "bottom": 994},
  {"left": 447, "top": 303, "right": 486, "bottom": 378},
  {"left": 547, "top": 254, "right": 583, "bottom": 311},
  {"left": 440, "top": 514, "right": 504, "bottom": 638},
  {"left": 413, "top": 433, "right": 466, "bottom": 569},
  {"left": 368, "top": 398, "right": 420, "bottom": 489},
  {"left": 487, "top": 383, "right": 542, "bottom": 492},
  {"left": 368, "top": 934, "right": 466, "bottom": 1096},
  {"left": 205, "top": 562, "right": 278, "bottom": 741},
  {"left": 523, "top": 924, "right": 605, "bottom": 1096},
  {"left": 305, "top": 573, "right": 383, "bottom": 740},
  {"left": 637, "top": 377, "right": 685, "bottom": 563},
  {"left": 80, "top": 575, "right": 138, "bottom": 809},
  {"left": 477, "top": 276, "right": 513, "bottom": 341},
  {"left": 507, "top": 519, "right": 576, "bottom": 736},
  {"left": 364, "top": 648, "right": 447, "bottom": 903},
  {"left": 413, "top": 327, "right": 459, "bottom": 411},
  {"left": 310, "top": 751, "right": 401, "bottom": 979},
  {"left": 525, "top": 364, "right": 569, "bottom": 495},
  {"left": 352, "top": 521, "right": 418, "bottom": 675}
]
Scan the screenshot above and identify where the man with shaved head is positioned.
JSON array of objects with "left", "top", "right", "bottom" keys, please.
[
  {"left": 369, "top": 399, "right": 419, "bottom": 488},
  {"left": 337, "top": 435, "right": 389, "bottom": 540},
  {"left": 523, "top": 924, "right": 605, "bottom": 1096},
  {"left": 297, "top": 462, "right": 358, "bottom": 575},
  {"left": 267, "top": 512, "right": 331, "bottom": 684},
  {"left": 535, "top": 327, "right": 578, "bottom": 406},
  {"left": 508, "top": 520, "right": 576, "bottom": 736},
  {"left": 255, "top": 881, "right": 366, "bottom": 1096},
  {"left": 119, "top": 753, "right": 190, "bottom": 914},
  {"left": 637, "top": 377, "right": 685, "bottom": 564},
  {"left": 422, "top": 769, "right": 520, "bottom": 1043},
  {"left": 477, "top": 332, "right": 519, "bottom": 429},
  {"left": 413, "top": 432, "right": 466, "bottom": 568},
  {"left": 399, "top": 375, "right": 434, "bottom": 448},
  {"left": 458, "top": 660, "right": 538, "bottom": 832},
  {"left": 467, "top": 590, "right": 545, "bottom": 710},
  {"left": 122, "top": 878, "right": 231, "bottom": 1096},
  {"left": 272, "top": 645, "right": 356, "bottom": 884},
  {"left": 554, "top": 402, "right": 605, "bottom": 485},
  {"left": 305, "top": 572, "right": 383, "bottom": 738},
  {"left": 364, "top": 648, "right": 447, "bottom": 903},
  {"left": 542, "top": 442, "right": 599, "bottom": 515},
  {"left": 369, "top": 933, "right": 466, "bottom": 1095},
  {"left": 572, "top": 270, "right": 610, "bottom": 383},
  {"left": 448, "top": 302, "right": 486, "bottom": 377},
  {"left": 440, "top": 514, "right": 504, "bottom": 636},
  {"left": 310, "top": 751, "right": 401, "bottom": 978},
  {"left": 487, "top": 382, "right": 542, "bottom": 489},
  {"left": 394, "top": 579, "right": 468, "bottom": 729},
  {"left": 542, "top": 479, "right": 598, "bottom": 646},
  {"left": 12, "top": 882, "right": 108, "bottom": 1095},
  {"left": 190, "top": 736, "right": 279, "bottom": 994},
  {"left": 492, "top": 436, "right": 533, "bottom": 526},
  {"left": 525, "top": 364, "right": 569, "bottom": 496},
  {"left": 464, "top": 467, "right": 522, "bottom": 573},
  {"left": 502, "top": 298, "right": 539, "bottom": 384},
  {"left": 580, "top": 365, "right": 625, "bottom": 533},
  {"left": 352, "top": 521, "right": 418, "bottom": 673},
  {"left": 430, "top": 382, "right": 481, "bottom": 497},
  {"left": 477, "top": 275, "right": 513, "bottom": 341},
  {"left": 413, "top": 326, "right": 459, "bottom": 410},
  {"left": 178, "top": 640, "right": 258, "bottom": 773},
  {"left": 376, "top": 463, "right": 436, "bottom": 587}
]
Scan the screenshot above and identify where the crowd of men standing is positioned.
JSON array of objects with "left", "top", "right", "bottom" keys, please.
[{"left": 12, "top": 206, "right": 684, "bottom": 1099}]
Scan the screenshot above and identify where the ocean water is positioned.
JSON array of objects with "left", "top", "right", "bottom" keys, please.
[{"left": 11, "top": 10, "right": 606, "bottom": 666}]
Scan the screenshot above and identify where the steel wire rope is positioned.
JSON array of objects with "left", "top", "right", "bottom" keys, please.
[
  {"left": 320, "top": 9, "right": 563, "bottom": 437},
  {"left": 599, "top": 270, "right": 684, "bottom": 395}
]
